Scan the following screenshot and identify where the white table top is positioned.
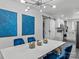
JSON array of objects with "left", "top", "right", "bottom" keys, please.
[{"left": 0, "top": 40, "right": 65, "bottom": 59}]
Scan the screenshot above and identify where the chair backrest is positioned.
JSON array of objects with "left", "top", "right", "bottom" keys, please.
[
  {"left": 47, "top": 52, "right": 59, "bottom": 59},
  {"left": 65, "top": 45, "right": 72, "bottom": 53},
  {"left": 27, "top": 37, "right": 36, "bottom": 43},
  {"left": 14, "top": 38, "right": 25, "bottom": 46},
  {"left": 57, "top": 45, "right": 72, "bottom": 59},
  {"left": 64, "top": 45, "right": 73, "bottom": 59},
  {"left": 58, "top": 56, "right": 65, "bottom": 59}
]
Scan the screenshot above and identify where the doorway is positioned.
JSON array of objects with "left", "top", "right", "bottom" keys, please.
[
  {"left": 43, "top": 15, "right": 56, "bottom": 40},
  {"left": 49, "top": 19, "right": 56, "bottom": 39},
  {"left": 76, "top": 21, "right": 79, "bottom": 48}
]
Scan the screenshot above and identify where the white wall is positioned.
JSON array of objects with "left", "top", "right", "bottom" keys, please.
[
  {"left": 55, "top": 18, "right": 64, "bottom": 41},
  {"left": 44, "top": 17, "right": 64, "bottom": 41},
  {"left": 67, "top": 19, "right": 77, "bottom": 42},
  {"left": 0, "top": 0, "right": 49, "bottom": 49},
  {"left": 56, "top": 18, "right": 64, "bottom": 28}
]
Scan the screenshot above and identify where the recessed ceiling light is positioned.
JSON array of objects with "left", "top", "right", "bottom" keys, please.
[
  {"left": 25, "top": 9, "right": 29, "bottom": 12},
  {"left": 52, "top": 5, "right": 56, "bottom": 8},
  {"left": 25, "top": 6, "right": 30, "bottom": 12},
  {"left": 43, "top": 6, "right": 46, "bottom": 8},
  {"left": 27, "top": 6, "right": 30, "bottom": 10},
  {"left": 53, "top": 0, "right": 55, "bottom": 1},
  {"left": 40, "top": 10, "right": 42, "bottom": 12},
  {"left": 20, "top": 0, "right": 26, "bottom": 3}
]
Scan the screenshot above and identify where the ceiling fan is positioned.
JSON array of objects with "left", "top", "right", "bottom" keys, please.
[{"left": 20, "top": 0, "right": 56, "bottom": 12}]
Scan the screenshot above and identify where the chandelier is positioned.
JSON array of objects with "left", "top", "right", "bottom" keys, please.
[{"left": 20, "top": 0, "right": 56, "bottom": 12}]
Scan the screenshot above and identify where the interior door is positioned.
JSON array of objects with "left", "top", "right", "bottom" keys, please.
[
  {"left": 44, "top": 18, "right": 50, "bottom": 39},
  {"left": 43, "top": 17, "right": 56, "bottom": 39},
  {"left": 76, "top": 21, "right": 79, "bottom": 48},
  {"left": 50, "top": 19, "right": 56, "bottom": 40}
]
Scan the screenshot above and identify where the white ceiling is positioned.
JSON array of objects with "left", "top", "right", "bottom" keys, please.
[{"left": 14, "top": 0, "right": 79, "bottom": 18}]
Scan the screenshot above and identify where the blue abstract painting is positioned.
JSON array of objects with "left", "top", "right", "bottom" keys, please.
[
  {"left": 22, "top": 14, "right": 35, "bottom": 35},
  {"left": 0, "top": 9, "right": 17, "bottom": 37}
]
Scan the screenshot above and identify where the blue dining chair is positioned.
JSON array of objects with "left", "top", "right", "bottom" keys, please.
[
  {"left": 57, "top": 51, "right": 65, "bottom": 59},
  {"left": 57, "top": 45, "right": 73, "bottom": 59},
  {"left": 65, "top": 45, "right": 72, "bottom": 53},
  {"left": 14, "top": 38, "right": 25, "bottom": 46},
  {"left": 27, "top": 37, "right": 36, "bottom": 43},
  {"left": 47, "top": 52, "right": 59, "bottom": 59},
  {"left": 43, "top": 51, "right": 59, "bottom": 59},
  {"left": 44, "top": 45, "right": 73, "bottom": 59},
  {"left": 64, "top": 45, "right": 72, "bottom": 59}
]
